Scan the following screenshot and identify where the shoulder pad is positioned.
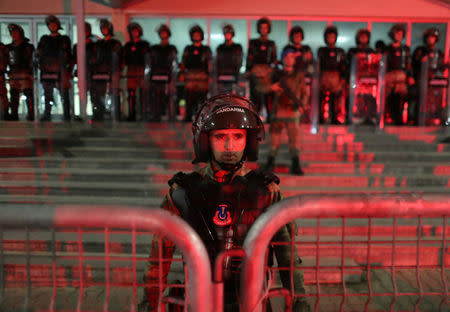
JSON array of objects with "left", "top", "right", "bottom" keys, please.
[
  {"left": 168, "top": 171, "right": 203, "bottom": 188},
  {"left": 245, "top": 169, "right": 280, "bottom": 186}
]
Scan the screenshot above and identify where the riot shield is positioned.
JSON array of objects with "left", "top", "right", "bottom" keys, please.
[
  {"left": 418, "top": 57, "right": 449, "bottom": 126},
  {"left": 310, "top": 60, "right": 320, "bottom": 134},
  {"left": 348, "top": 53, "right": 382, "bottom": 126}
]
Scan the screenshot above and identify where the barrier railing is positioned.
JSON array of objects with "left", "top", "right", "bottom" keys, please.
[
  {"left": 0, "top": 205, "right": 212, "bottom": 312},
  {"left": 241, "top": 194, "right": 449, "bottom": 312}
]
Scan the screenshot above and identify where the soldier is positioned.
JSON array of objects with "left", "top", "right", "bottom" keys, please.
[
  {"left": 264, "top": 48, "right": 308, "bottom": 175},
  {"left": 90, "top": 19, "right": 123, "bottom": 121},
  {"left": 140, "top": 94, "right": 309, "bottom": 312},
  {"left": 347, "top": 29, "right": 373, "bottom": 62},
  {"left": 384, "top": 24, "right": 413, "bottom": 125},
  {"left": 179, "top": 25, "right": 212, "bottom": 122},
  {"left": 318, "top": 26, "right": 347, "bottom": 124},
  {"left": 148, "top": 24, "right": 178, "bottom": 121},
  {"left": 282, "top": 26, "right": 313, "bottom": 74},
  {"left": 0, "top": 42, "right": 9, "bottom": 120},
  {"left": 123, "top": 23, "right": 150, "bottom": 121},
  {"left": 215, "top": 24, "right": 243, "bottom": 94},
  {"left": 37, "top": 15, "right": 73, "bottom": 121},
  {"left": 6, "top": 24, "right": 35, "bottom": 121},
  {"left": 246, "top": 17, "right": 277, "bottom": 119},
  {"left": 410, "top": 28, "right": 446, "bottom": 125},
  {"left": 73, "top": 22, "right": 97, "bottom": 118}
]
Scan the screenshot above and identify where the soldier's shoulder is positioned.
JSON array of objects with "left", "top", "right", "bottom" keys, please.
[
  {"left": 245, "top": 169, "right": 280, "bottom": 186},
  {"left": 168, "top": 171, "right": 203, "bottom": 189}
]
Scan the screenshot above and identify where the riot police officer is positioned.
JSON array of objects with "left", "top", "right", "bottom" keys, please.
[
  {"left": 6, "top": 24, "right": 35, "bottom": 121},
  {"left": 179, "top": 25, "right": 212, "bottom": 122},
  {"left": 123, "top": 23, "right": 150, "bottom": 121},
  {"left": 141, "top": 94, "right": 309, "bottom": 312},
  {"left": 215, "top": 24, "right": 243, "bottom": 94},
  {"left": 90, "top": 19, "right": 122, "bottom": 121},
  {"left": 384, "top": 24, "right": 413, "bottom": 125},
  {"left": 148, "top": 24, "right": 178, "bottom": 121},
  {"left": 0, "top": 42, "right": 9, "bottom": 120},
  {"left": 282, "top": 26, "right": 313, "bottom": 74},
  {"left": 318, "top": 26, "right": 347, "bottom": 124},
  {"left": 37, "top": 15, "right": 73, "bottom": 121},
  {"left": 246, "top": 17, "right": 277, "bottom": 119},
  {"left": 411, "top": 28, "right": 446, "bottom": 125},
  {"left": 348, "top": 29, "right": 373, "bottom": 62}
]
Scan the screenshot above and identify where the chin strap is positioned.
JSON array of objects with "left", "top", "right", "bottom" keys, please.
[{"left": 212, "top": 157, "right": 245, "bottom": 184}]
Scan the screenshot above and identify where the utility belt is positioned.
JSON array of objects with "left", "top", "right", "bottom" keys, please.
[
  {"left": 217, "top": 74, "right": 237, "bottom": 83},
  {"left": 151, "top": 73, "right": 170, "bottom": 82},
  {"left": 41, "top": 71, "right": 60, "bottom": 81},
  {"left": 91, "top": 72, "right": 111, "bottom": 81},
  {"left": 429, "top": 77, "right": 448, "bottom": 87},
  {"left": 358, "top": 76, "right": 378, "bottom": 85}
]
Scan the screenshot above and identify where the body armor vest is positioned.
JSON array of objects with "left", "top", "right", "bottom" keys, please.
[
  {"left": 92, "top": 39, "right": 122, "bottom": 74},
  {"left": 318, "top": 47, "right": 346, "bottom": 72},
  {"left": 38, "top": 35, "right": 72, "bottom": 73},
  {"left": 386, "top": 44, "right": 410, "bottom": 71},
  {"left": 282, "top": 44, "right": 313, "bottom": 72},
  {"left": 7, "top": 41, "right": 34, "bottom": 72},
  {"left": 216, "top": 43, "right": 243, "bottom": 76},
  {"left": 182, "top": 45, "right": 211, "bottom": 72},
  {"left": 150, "top": 44, "right": 178, "bottom": 76},
  {"left": 123, "top": 40, "right": 150, "bottom": 68},
  {"left": 247, "top": 39, "right": 276, "bottom": 69}
]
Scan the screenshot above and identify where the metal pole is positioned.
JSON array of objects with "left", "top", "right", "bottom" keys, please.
[{"left": 76, "top": 0, "right": 87, "bottom": 121}]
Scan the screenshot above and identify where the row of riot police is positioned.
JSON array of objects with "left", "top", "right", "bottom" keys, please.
[{"left": 0, "top": 16, "right": 448, "bottom": 125}]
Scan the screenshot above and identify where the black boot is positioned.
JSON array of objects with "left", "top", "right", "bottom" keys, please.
[
  {"left": 264, "top": 156, "right": 275, "bottom": 172},
  {"left": 62, "top": 89, "right": 71, "bottom": 121},
  {"left": 290, "top": 157, "right": 304, "bottom": 176},
  {"left": 24, "top": 90, "right": 34, "bottom": 121}
]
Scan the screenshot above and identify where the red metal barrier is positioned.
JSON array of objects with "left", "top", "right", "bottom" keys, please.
[
  {"left": 0, "top": 205, "right": 212, "bottom": 312},
  {"left": 241, "top": 194, "right": 449, "bottom": 312}
]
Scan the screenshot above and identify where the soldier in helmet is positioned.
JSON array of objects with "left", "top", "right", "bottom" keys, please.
[
  {"left": 318, "top": 26, "right": 347, "bottom": 124},
  {"left": 141, "top": 94, "right": 309, "bottom": 312},
  {"left": 179, "top": 25, "right": 212, "bottom": 122},
  {"left": 246, "top": 17, "right": 277, "bottom": 119},
  {"left": 215, "top": 24, "right": 243, "bottom": 94},
  {"left": 123, "top": 22, "right": 150, "bottom": 121},
  {"left": 37, "top": 15, "right": 73, "bottom": 121},
  {"left": 282, "top": 26, "right": 313, "bottom": 74},
  {"left": 148, "top": 24, "right": 178, "bottom": 121},
  {"left": 90, "top": 19, "right": 123, "bottom": 121},
  {"left": 264, "top": 48, "right": 308, "bottom": 175},
  {"left": 6, "top": 24, "right": 35, "bottom": 121},
  {"left": 384, "top": 24, "right": 413, "bottom": 125},
  {"left": 410, "top": 28, "right": 446, "bottom": 125},
  {"left": 348, "top": 29, "right": 373, "bottom": 62},
  {"left": 0, "top": 41, "right": 9, "bottom": 120}
]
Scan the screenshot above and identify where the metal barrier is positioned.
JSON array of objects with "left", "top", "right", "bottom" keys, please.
[
  {"left": 0, "top": 205, "right": 212, "bottom": 312},
  {"left": 241, "top": 194, "right": 449, "bottom": 312}
]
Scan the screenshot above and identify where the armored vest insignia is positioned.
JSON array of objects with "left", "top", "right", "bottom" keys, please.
[{"left": 213, "top": 204, "right": 232, "bottom": 226}]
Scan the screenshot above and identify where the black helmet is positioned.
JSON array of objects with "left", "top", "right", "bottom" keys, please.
[
  {"left": 127, "top": 22, "right": 143, "bottom": 38},
  {"left": 388, "top": 24, "right": 406, "bottom": 40},
  {"left": 192, "top": 94, "right": 265, "bottom": 163},
  {"left": 223, "top": 24, "right": 235, "bottom": 37},
  {"left": 45, "top": 15, "right": 62, "bottom": 30},
  {"left": 100, "top": 19, "right": 114, "bottom": 36},
  {"left": 423, "top": 27, "right": 440, "bottom": 44},
  {"left": 8, "top": 23, "right": 25, "bottom": 39},
  {"left": 257, "top": 17, "right": 272, "bottom": 34},
  {"left": 356, "top": 28, "right": 371, "bottom": 45},
  {"left": 85, "top": 22, "right": 92, "bottom": 37},
  {"left": 289, "top": 26, "right": 304, "bottom": 43},
  {"left": 324, "top": 26, "right": 338, "bottom": 43},
  {"left": 189, "top": 25, "right": 204, "bottom": 41},
  {"left": 157, "top": 24, "right": 171, "bottom": 37}
]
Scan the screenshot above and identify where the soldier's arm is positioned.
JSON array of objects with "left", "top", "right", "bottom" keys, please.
[{"left": 246, "top": 40, "right": 254, "bottom": 72}]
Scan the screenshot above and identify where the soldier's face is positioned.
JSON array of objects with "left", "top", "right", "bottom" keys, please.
[
  {"left": 131, "top": 29, "right": 140, "bottom": 40},
  {"left": 359, "top": 34, "right": 369, "bottom": 45},
  {"left": 224, "top": 32, "right": 233, "bottom": 41},
  {"left": 326, "top": 33, "right": 336, "bottom": 45},
  {"left": 192, "top": 32, "right": 202, "bottom": 42},
  {"left": 48, "top": 22, "right": 58, "bottom": 33},
  {"left": 283, "top": 52, "right": 296, "bottom": 67},
  {"left": 292, "top": 32, "right": 303, "bottom": 45},
  {"left": 159, "top": 30, "right": 169, "bottom": 40},
  {"left": 427, "top": 35, "right": 437, "bottom": 46},
  {"left": 259, "top": 24, "right": 269, "bottom": 36},
  {"left": 10, "top": 30, "right": 21, "bottom": 41},
  {"left": 101, "top": 26, "right": 110, "bottom": 37},
  {"left": 210, "top": 129, "right": 247, "bottom": 165},
  {"left": 394, "top": 30, "right": 404, "bottom": 42}
]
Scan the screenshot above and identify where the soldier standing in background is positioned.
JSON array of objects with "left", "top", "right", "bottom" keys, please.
[
  {"left": 90, "top": 19, "right": 123, "bottom": 121},
  {"left": 215, "top": 24, "right": 243, "bottom": 94},
  {"left": 123, "top": 22, "right": 151, "bottom": 121},
  {"left": 282, "top": 26, "right": 313, "bottom": 74},
  {"left": 0, "top": 42, "right": 9, "bottom": 120},
  {"left": 246, "top": 17, "right": 277, "bottom": 120},
  {"left": 179, "top": 25, "right": 212, "bottom": 122},
  {"left": 149, "top": 24, "right": 178, "bottom": 121},
  {"left": 37, "top": 15, "right": 73, "bottom": 121},
  {"left": 6, "top": 24, "right": 35, "bottom": 121},
  {"left": 384, "top": 24, "right": 413, "bottom": 125},
  {"left": 318, "top": 26, "right": 347, "bottom": 124}
]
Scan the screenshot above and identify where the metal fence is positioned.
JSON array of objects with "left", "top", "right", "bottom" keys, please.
[{"left": 241, "top": 194, "right": 449, "bottom": 312}]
